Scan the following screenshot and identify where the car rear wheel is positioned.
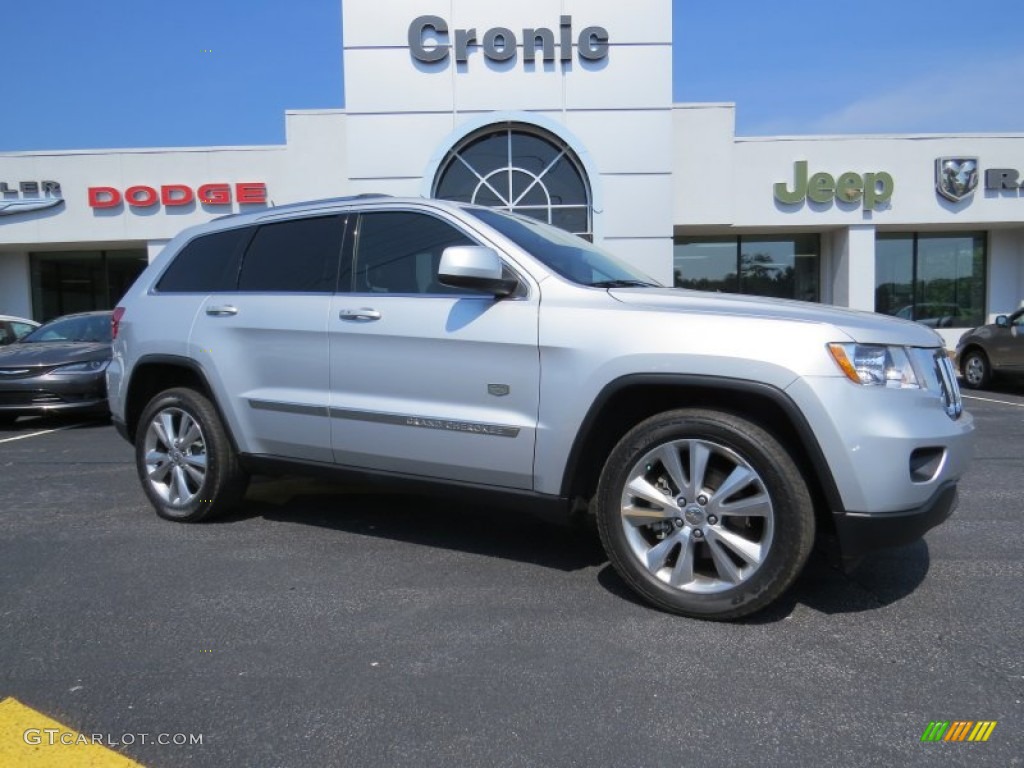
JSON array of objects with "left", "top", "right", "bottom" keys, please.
[
  {"left": 135, "top": 387, "right": 248, "bottom": 522},
  {"left": 961, "top": 349, "right": 992, "bottom": 390},
  {"left": 595, "top": 409, "right": 815, "bottom": 620}
]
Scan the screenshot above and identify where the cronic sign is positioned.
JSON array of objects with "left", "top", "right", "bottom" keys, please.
[{"left": 408, "top": 15, "right": 609, "bottom": 66}]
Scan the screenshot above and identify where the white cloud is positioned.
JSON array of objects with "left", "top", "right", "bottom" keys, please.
[{"left": 748, "top": 54, "right": 1024, "bottom": 135}]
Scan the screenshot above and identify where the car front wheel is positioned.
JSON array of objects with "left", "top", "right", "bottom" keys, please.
[
  {"left": 595, "top": 409, "right": 815, "bottom": 620},
  {"left": 961, "top": 350, "right": 992, "bottom": 390},
  {"left": 135, "top": 387, "right": 248, "bottom": 522}
]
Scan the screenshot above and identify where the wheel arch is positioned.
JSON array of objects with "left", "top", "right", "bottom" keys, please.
[
  {"left": 958, "top": 343, "right": 989, "bottom": 373},
  {"left": 124, "top": 355, "right": 228, "bottom": 447},
  {"left": 559, "top": 375, "right": 845, "bottom": 533}
]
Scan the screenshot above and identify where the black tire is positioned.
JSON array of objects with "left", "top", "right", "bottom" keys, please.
[
  {"left": 0, "top": 414, "right": 17, "bottom": 427},
  {"left": 960, "top": 349, "right": 992, "bottom": 390},
  {"left": 595, "top": 409, "right": 815, "bottom": 620},
  {"left": 135, "top": 387, "right": 248, "bottom": 522}
]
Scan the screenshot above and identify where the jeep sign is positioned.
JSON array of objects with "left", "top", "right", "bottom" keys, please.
[
  {"left": 774, "top": 160, "right": 894, "bottom": 210},
  {"left": 409, "top": 15, "right": 609, "bottom": 65}
]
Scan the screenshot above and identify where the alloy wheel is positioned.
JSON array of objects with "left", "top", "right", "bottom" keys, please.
[
  {"left": 618, "top": 438, "right": 774, "bottom": 594},
  {"left": 143, "top": 407, "right": 208, "bottom": 507}
]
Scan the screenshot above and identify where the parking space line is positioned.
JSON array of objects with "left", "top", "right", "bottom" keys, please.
[
  {"left": 962, "top": 395, "right": 1024, "bottom": 409},
  {"left": 0, "top": 423, "right": 87, "bottom": 444},
  {"left": 0, "top": 697, "right": 145, "bottom": 767}
]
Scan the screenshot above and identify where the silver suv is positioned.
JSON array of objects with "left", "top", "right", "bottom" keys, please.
[{"left": 108, "top": 196, "right": 974, "bottom": 619}]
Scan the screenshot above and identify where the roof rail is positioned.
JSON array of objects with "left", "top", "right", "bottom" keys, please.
[
  {"left": 265, "top": 193, "right": 393, "bottom": 213},
  {"left": 212, "top": 194, "right": 392, "bottom": 221}
]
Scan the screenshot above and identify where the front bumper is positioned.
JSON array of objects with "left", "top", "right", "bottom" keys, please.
[
  {"left": 787, "top": 376, "right": 974, "bottom": 514},
  {"left": 0, "top": 372, "right": 108, "bottom": 416},
  {"left": 832, "top": 481, "right": 958, "bottom": 563}
]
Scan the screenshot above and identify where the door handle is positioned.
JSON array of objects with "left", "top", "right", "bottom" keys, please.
[
  {"left": 205, "top": 305, "right": 239, "bottom": 317},
  {"left": 339, "top": 308, "right": 381, "bottom": 322}
]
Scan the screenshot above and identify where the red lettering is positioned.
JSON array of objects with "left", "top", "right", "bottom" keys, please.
[
  {"left": 88, "top": 186, "right": 121, "bottom": 208},
  {"left": 89, "top": 182, "right": 267, "bottom": 210},
  {"left": 160, "top": 184, "right": 194, "bottom": 206},
  {"left": 198, "top": 183, "right": 231, "bottom": 205},
  {"left": 125, "top": 186, "right": 158, "bottom": 207},
  {"left": 235, "top": 182, "right": 267, "bottom": 204}
]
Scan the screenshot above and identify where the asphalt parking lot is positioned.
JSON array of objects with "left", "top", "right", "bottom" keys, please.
[{"left": 1, "top": 385, "right": 1023, "bottom": 767}]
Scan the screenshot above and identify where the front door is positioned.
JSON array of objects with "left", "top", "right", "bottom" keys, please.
[{"left": 329, "top": 210, "right": 540, "bottom": 489}]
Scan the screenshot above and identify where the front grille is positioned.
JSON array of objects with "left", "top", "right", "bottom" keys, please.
[
  {"left": 0, "top": 391, "right": 52, "bottom": 406},
  {"left": 935, "top": 353, "right": 963, "bottom": 420}
]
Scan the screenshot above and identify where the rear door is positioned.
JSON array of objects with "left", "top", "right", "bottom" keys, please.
[
  {"left": 328, "top": 209, "right": 540, "bottom": 489},
  {"left": 190, "top": 214, "right": 347, "bottom": 462}
]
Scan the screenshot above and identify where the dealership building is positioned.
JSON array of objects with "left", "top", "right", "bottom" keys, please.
[{"left": 1, "top": 0, "right": 1022, "bottom": 349}]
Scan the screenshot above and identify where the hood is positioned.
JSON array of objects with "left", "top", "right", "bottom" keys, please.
[
  {"left": 0, "top": 341, "right": 111, "bottom": 370},
  {"left": 608, "top": 288, "right": 945, "bottom": 347}
]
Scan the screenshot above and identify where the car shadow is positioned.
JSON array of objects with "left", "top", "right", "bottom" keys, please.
[
  {"left": 964, "top": 379, "right": 1024, "bottom": 397},
  {"left": 216, "top": 474, "right": 931, "bottom": 615},
  {"left": 217, "top": 475, "right": 607, "bottom": 573},
  {"left": 799, "top": 540, "right": 932, "bottom": 615},
  {"left": 0, "top": 413, "right": 111, "bottom": 432},
  {"left": 596, "top": 540, "right": 931, "bottom": 622}
]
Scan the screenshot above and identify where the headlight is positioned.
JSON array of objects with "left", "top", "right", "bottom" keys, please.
[
  {"left": 51, "top": 359, "right": 110, "bottom": 375},
  {"left": 827, "top": 343, "right": 920, "bottom": 389}
]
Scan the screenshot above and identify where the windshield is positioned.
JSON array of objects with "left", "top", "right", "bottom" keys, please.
[
  {"left": 21, "top": 314, "right": 112, "bottom": 343},
  {"left": 468, "top": 208, "right": 661, "bottom": 288}
]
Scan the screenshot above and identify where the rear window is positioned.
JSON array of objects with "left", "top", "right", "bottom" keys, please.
[
  {"left": 156, "top": 227, "right": 253, "bottom": 293},
  {"left": 238, "top": 216, "right": 345, "bottom": 293}
]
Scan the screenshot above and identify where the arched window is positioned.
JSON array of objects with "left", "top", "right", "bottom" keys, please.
[{"left": 432, "top": 123, "right": 592, "bottom": 238}]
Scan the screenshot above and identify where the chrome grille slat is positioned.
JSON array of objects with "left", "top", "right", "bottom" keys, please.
[{"left": 935, "top": 352, "right": 963, "bottom": 420}]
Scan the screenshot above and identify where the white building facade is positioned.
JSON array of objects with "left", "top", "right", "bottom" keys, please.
[{"left": 1, "top": 0, "right": 1021, "bottom": 349}]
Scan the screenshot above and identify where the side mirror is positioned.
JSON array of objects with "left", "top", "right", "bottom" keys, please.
[
  {"left": 996, "top": 315, "right": 1009, "bottom": 328},
  {"left": 438, "top": 246, "right": 518, "bottom": 298}
]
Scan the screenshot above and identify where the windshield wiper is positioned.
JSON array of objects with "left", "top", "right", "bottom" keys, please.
[{"left": 590, "top": 279, "right": 660, "bottom": 288}]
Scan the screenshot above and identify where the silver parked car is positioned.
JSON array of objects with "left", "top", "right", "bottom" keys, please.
[
  {"left": 107, "top": 196, "right": 973, "bottom": 620},
  {"left": 956, "top": 308, "right": 1024, "bottom": 389},
  {"left": 0, "top": 314, "right": 39, "bottom": 345}
]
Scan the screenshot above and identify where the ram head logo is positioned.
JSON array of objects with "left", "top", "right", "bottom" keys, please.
[{"left": 935, "top": 157, "right": 979, "bottom": 203}]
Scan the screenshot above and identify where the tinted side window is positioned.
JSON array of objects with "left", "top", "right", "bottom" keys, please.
[
  {"left": 156, "top": 227, "right": 252, "bottom": 293},
  {"left": 351, "top": 212, "right": 474, "bottom": 294},
  {"left": 238, "top": 215, "right": 345, "bottom": 293}
]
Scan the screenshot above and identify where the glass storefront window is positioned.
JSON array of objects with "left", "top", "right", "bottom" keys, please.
[
  {"left": 29, "top": 249, "right": 148, "bottom": 322},
  {"left": 672, "top": 237, "right": 736, "bottom": 293},
  {"left": 673, "top": 234, "right": 820, "bottom": 302},
  {"left": 875, "top": 233, "right": 986, "bottom": 328}
]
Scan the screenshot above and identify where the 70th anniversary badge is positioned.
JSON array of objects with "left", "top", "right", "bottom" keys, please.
[{"left": 921, "top": 720, "right": 997, "bottom": 743}]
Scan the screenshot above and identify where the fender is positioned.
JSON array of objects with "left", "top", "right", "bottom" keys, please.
[
  {"left": 559, "top": 373, "right": 846, "bottom": 514},
  {"left": 124, "top": 354, "right": 240, "bottom": 451}
]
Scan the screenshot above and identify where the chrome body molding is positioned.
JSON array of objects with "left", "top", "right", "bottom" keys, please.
[
  {"left": 330, "top": 406, "right": 521, "bottom": 438},
  {"left": 248, "top": 399, "right": 520, "bottom": 438},
  {"left": 248, "top": 399, "right": 327, "bottom": 418}
]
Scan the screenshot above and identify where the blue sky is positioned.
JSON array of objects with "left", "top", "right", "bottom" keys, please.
[{"left": 2, "top": 0, "right": 1022, "bottom": 152}]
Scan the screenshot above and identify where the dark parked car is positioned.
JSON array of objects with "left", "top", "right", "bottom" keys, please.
[
  {"left": 895, "top": 303, "right": 976, "bottom": 329},
  {"left": 0, "top": 311, "right": 112, "bottom": 424},
  {"left": 0, "top": 314, "right": 39, "bottom": 345},
  {"left": 956, "top": 307, "right": 1024, "bottom": 389}
]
